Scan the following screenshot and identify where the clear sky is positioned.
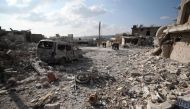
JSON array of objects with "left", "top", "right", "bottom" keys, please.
[{"left": 0, "top": 0, "right": 180, "bottom": 37}]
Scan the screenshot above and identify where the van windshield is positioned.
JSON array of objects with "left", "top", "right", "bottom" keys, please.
[{"left": 38, "top": 41, "right": 53, "bottom": 49}]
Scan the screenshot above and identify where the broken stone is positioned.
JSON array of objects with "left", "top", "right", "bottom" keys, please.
[
  {"left": 44, "top": 102, "right": 60, "bottom": 109},
  {"left": 135, "top": 105, "right": 144, "bottom": 109},
  {"left": 131, "top": 72, "right": 141, "bottom": 77},
  {"left": 180, "top": 73, "right": 188, "bottom": 80},
  {"left": 179, "top": 81, "right": 188, "bottom": 88},
  {"left": 128, "top": 90, "right": 137, "bottom": 98},
  {"left": 117, "top": 86, "right": 124, "bottom": 91},
  {"left": 155, "top": 91, "right": 166, "bottom": 103},
  {"left": 58, "top": 65, "right": 65, "bottom": 71},
  {"left": 168, "top": 94, "right": 176, "bottom": 100},
  {"left": 0, "top": 90, "right": 7, "bottom": 95},
  {"left": 143, "top": 86, "right": 150, "bottom": 98},
  {"left": 160, "top": 101, "right": 173, "bottom": 109},
  {"left": 42, "top": 81, "right": 50, "bottom": 88},
  {"left": 151, "top": 93, "right": 157, "bottom": 103},
  {"left": 19, "top": 76, "right": 35, "bottom": 84},
  {"left": 30, "top": 99, "right": 38, "bottom": 103},
  {"left": 4, "top": 68, "right": 17, "bottom": 73},
  {"left": 31, "top": 61, "right": 46, "bottom": 75},
  {"left": 7, "top": 77, "right": 17, "bottom": 87},
  {"left": 121, "top": 100, "right": 128, "bottom": 106},
  {"left": 38, "top": 91, "right": 53, "bottom": 104},
  {"left": 164, "top": 81, "right": 176, "bottom": 90},
  {"left": 147, "top": 100, "right": 160, "bottom": 109},
  {"left": 40, "top": 76, "right": 48, "bottom": 83},
  {"left": 36, "top": 83, "right": 42, "bottom": 89}
]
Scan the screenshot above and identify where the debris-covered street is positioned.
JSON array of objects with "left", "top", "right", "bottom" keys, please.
[
  {"left": 1, "top": 46, "right": 190, "bottom": 109},
  {"left": 1, "top": 0, "right": 190, "bottom": 108}
]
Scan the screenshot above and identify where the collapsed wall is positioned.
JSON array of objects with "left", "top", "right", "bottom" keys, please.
[
  {"left": 153, "top": 0, "right": 190, "bottom": 63},
  {"left": 170, "top": 35, "right": 190, "bottom": 63}
]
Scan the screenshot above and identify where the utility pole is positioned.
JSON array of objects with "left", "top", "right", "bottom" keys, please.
[{"left": 98, "top": 22, "right": 101, "bottom": 47}]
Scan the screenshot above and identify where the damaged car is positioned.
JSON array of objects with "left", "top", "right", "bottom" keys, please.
[{"left": 37, "top": 39, "right": 82, "bottom": 64}]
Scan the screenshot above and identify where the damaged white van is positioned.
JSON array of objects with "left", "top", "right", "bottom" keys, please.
[{"left": 37, "top": 39, "right": 82, "bottom": 64}]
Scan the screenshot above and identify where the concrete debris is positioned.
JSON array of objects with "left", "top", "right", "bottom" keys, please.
[
  {"left": 35, "top": 83, "right": 42, "bottom": 89},
  {"left": 42, "top": 81, "right": 50, "bottom": 88},
  {"left": 7, "top": 77, "right": 17, "bottom": 87},
  {"left": 0, "top": 90, "right": 8, "bottom": 95},
  {"left": 31, "top": 60, "right": 46, "bottom": 75},
  {"left": 44, "top": 102, "right": 60, "bottom": 109}
]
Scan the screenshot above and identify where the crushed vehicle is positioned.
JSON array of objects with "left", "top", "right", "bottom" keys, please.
[{"left": 37, "top": 39, "right": 82, "bottom": 64}]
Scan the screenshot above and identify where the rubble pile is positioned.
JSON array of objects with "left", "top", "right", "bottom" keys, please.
[
  {"left": 0, "top": 45, "right": 37, "bottom": 84},
  {"left": 81, "top": 48, "right": 190, "bottom": 109},
  {"left": 1, "top": 46, "right": 190, "bottom": 109}
]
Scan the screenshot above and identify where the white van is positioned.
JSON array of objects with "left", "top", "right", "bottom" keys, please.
[{"left": 37, "top": 39, "right": 82, "bottom": 64}]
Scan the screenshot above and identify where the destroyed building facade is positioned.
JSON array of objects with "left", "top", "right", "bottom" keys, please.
[
  {"left": 132, "top": 25, "right": 160, "bottom": 36},
  {"left": 0, "top": 27, "right": 45, "bottom": 46},
  {"left": 153, "top": 0, "right": 190, "bottom": 63}
]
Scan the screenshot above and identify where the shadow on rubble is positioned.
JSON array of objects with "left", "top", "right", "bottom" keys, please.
[
  {"left": 55, "top": 57, "right": 94, "bottom": 74},
  {"left": 8, "top": 89, "right": 29, "bottom": 109}
]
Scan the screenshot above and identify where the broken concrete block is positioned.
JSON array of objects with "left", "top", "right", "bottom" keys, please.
[
  {"left": 147, "top": 100, "right": 173, "bottom": 109},
  {"left": 131, "top": 72, "right": 141, "bottom": 77},
  {"left": 44, "top": 102, "right": 60, "bottom": 109},
  {"left": 155, "top": 91, "right": 166, "bottom": 103},
  {"left": 0, "top": 90, "right": 7, "bottom": 95},
  {"left": 151, "top": 93, "right": 158, "bottom": 103},
  {"left": 180, "top": 74, "right": 188, "bottom": 80},
  {"left": 143, "top": 86, "right": 150, "bottom": 98},
  {"left": 168, "top": 94, "right": 176, "bottom": 100},
  {"left": 40, "top": 76, "right": 48, "bottom": 83},
  {"left": 88, "top": 93, "right": 98, "bottom": 105},
  {"left": 42, "top": 81, "right": 50, "bottom": 88},
  {"left": 160, "top": 101, "right": 173, "bottom": 109},
  {"left": 179, "top": 81, "right": 188, "bottom": 88},
  {"left": 7, "top": 77, "right": 17, "bottom": 87},
  {"left": 135, "top": 105, "right": 144, "bottom": 109},
  {"left": 36, "top": 83, "right": 42, "bottom": 89},
  {"left": 30, "top": 99, "right": 38, "bottom": 103}
]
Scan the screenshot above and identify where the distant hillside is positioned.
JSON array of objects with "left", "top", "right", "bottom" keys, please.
[{"left": 74, "top": 35, "right": 114, "bottom": 40}]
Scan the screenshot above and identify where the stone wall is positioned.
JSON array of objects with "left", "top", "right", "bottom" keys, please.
[
  {"left": 132, "top": 25, "right": 160, "bottom": 37},
  {"left": 170, "top": 36, "right": 190, "bottom": 63}
]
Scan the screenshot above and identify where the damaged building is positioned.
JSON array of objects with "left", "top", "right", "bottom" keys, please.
[
  {"left": 132, "top": 25, "right": 160, "bottom": 36},
  {"left": 120, "top": 25, "right": 159, "bottom": 47},
  {"left": 153, "top": 0, "right": 190, "bottom": 63},
  {"left": 0, "top": 27, "right": 45, "bottom": 47}
]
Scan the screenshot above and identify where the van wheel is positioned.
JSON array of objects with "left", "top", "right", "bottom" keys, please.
[{"left": 60, "top": 58, "right": 66, "bottom": 65}]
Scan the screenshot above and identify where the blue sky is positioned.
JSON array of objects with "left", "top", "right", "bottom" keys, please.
[{"left": 0, "top": 0, "right": 180, "bottom": 37}]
